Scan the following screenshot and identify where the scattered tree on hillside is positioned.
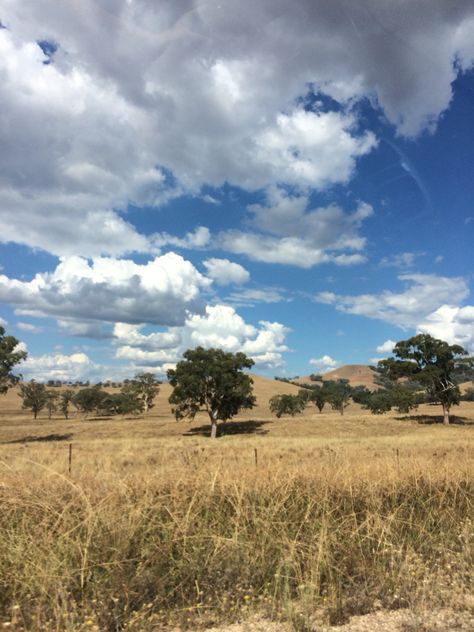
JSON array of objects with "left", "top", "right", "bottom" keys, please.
[
  {"left": 121, "top": 372, "right": 160, "bottom": 415},
  {"left": 0, "top": 326, "right": 27, "bottom": 395},
  {"left": 269, "top": 394, "right": 306, "bottom": 418},
  {"left": 101, "top": 391, "right": 143, "bottom": 416},
  {"left": 377, "top": 334, "right": 473, "bottom": 424},
  {"left": 310, "top": 385, "right": 327, "bottom": 413},
  {"left": 323, "top": 379, "right": 352, "bottom": 415},
  {"left": 167, "top": 347, "right": 256, "bottom": 438},
  {"left": 19, "top": 381, "right": 47, "bottom": 419},
  {"left": 351, "top": 385, "right": 372, "bottom": 406},
  {"left": 60, "top": 390, "right": 75, "bottom": 419},
  {"left": 45, "top": 390, "right": 59, "bottom": 420},
  {"left": 362, "top": 385, "right": 418, "bottom": 415},
  {"left": 362, "top": 390, "right": 393, "bottom": 415},
  {"left": 73, "top": 386, "right": 106, "bottom": 417},
  {"left": 297, "top": 389, "right": 312, "bottom": 405}
]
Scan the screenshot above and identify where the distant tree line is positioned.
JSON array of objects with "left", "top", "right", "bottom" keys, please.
[
  {"left": 45, "top": 379, "right": 125, "bottom": 388},
  {"left": 1, "top": 324, "right": 473, "bottom": 429},
  {"left": 270, "top": 334, "right": 474, "bottom": 424},
  {"left": 18, "top": 373, "right": 161, "bottom": 420},
  {"left": 270, "top": 378, "right": 355, "bottom": 418}
]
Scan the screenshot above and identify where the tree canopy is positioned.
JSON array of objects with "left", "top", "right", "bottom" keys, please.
[
  {"left": 323, "top": 379, "right": 352, "bottom": 415},
  {"left": 19, "top": 381, "right": 47, "bottom": 419},
  {"left": 269, "top": 393, "right": 306, "bottom": 418},
  {"left": 0, "top": 326, "right": 27, "bottom": 395},
  {"left": 121, "top": 372, "right": 160, "bottom": 415},
  {"left": 167, "top": 347, "right": 256, "bottom": 438},
  {"left": 377, "top": 333, "right": 473, "bottom": 424}
]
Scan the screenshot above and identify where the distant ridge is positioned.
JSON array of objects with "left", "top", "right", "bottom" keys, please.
[{"left": 293, "top": 364, "right": 378, "bottom": 390}]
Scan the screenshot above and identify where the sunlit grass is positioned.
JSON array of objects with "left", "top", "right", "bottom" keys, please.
[{"left": 0, "top": 390, "right": 473, "bottom": 630}]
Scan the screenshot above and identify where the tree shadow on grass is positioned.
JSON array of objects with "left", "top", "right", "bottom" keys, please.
[
  {"left": 3, "top": 433, "right": 74, "bottom": 444},
  {"left": 395, "top": 414, "right": 473, "bottom": 426},
  {"left": 184, "top": 419, "right": 270, "bottom": 437}
]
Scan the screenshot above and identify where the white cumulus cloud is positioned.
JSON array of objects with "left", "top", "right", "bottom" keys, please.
[
  {"left": 418, "top": 305, "right": 474, "bottom": 352},
  {"left": 376, "top": 340, "right": 396, "bottom": 354},
  {"left": 21, "top": 352, "right": 99, "bottom": 382},
  {"left": 219, "top": 188, "right": 372, "bottom": 268},
  {"left": 314, "top": 274, "right": 469, "bottom": 328},
  {"left": 203, "top": 258, "right": 250, "bottom": 286},
  {"left": 113, "top": 304, "right": 290, "bottom": 371},
  {"left": 309, "top": 355, "right": 340, "bottom": 374},
  {"left": 1, "top": 1, "right": 473, "bottom": 256},
  {"left": 0, "top": 253, "right": 211, "bottom": 326}
]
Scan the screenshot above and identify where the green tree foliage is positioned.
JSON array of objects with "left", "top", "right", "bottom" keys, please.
[
  {"left": 269, "top": 394, "right": 306, "bottom": 418},
  {"left": 101, "top": 392, "right": 143, "bottom": 416},
  {"left": 310, "top": 385, "right": 327, "bottom": 413},
  {"left": 377, "top": 333, "right": 473, "bottom": 424},
  {"left": 0, "top": 326, "right": 27, "bottom": 395},
  {"left": 351, "top": 385, "right": 372, "bottom": 406},
  {"left": 297, "top": 388, "right": 312, "bottom": 405},
  {"left": 363, "top": 390, "right": 393, "bottom": 414},
  {"left": 19, "top": 381, "right": 47, "bottom": 419},
  {"left": 363, "top": 386, "right": 418, "bottom": 415},
  {"left": 167, "top": 347, "right": 256, "bottom": 438},
  {"left": 121, "top": 372, "right": 160, "bottom": 415},
  {"left": 60, "top": 390, "right": 75, "bottom": 419},
  {"left": 73, "top": 386, "right": 107, "bottom": 417},
  {"left": 323, "top": 379, "right": 352, "bottom": 415},
  {"left": 45, "top": 390, "right": 59, "bottom": 420}
]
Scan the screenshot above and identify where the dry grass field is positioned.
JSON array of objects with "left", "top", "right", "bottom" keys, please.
[{"left": 0, "top": 377, "right": 473, "bottom": 631}]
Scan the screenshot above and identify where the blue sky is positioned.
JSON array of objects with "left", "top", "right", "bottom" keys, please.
[{"left": 0, "top": 1, "right": 473, "bottom": 382}]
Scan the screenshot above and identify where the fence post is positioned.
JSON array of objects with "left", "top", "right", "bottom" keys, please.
[{"left": 68, "top": 443, "right": 72, "bottom": 475}]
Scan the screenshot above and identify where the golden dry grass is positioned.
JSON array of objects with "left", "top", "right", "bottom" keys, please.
[{"left": 0, "top": 379, "right": 473, "bottom": 631}]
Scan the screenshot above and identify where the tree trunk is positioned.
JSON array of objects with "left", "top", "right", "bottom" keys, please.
[
  {"left": 210, "top": 420, "right": 218, "bottom": 439},
  {"left": 442, "top": 403, "right": 450, "bottom": 425}
]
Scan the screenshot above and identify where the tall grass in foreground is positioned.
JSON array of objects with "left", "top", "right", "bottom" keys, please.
[{"left": 0, "top": 457, "right": 473, "bottom": 631}]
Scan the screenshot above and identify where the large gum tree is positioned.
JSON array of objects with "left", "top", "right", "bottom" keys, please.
[
  {"left": 167, "top": 347, "right": 256, "bottom": 438},
  {"left": 378, "top": 334, "right": 473, "bottom": 425}
]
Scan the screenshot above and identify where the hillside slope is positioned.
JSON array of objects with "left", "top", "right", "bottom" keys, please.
[
  {"left": 294, "top": 364, "right": 378, "bottom": 390},
  {"left": 0, "top": 373, "right": 301, "bottom": 420}
]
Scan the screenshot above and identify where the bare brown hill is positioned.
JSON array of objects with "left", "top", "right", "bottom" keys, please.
[
  {"left": 294, "top": 364, "right": 378, "bottom": 390},
  {"left": 460, "top": 380, "right": 474, "bottom": 394}
]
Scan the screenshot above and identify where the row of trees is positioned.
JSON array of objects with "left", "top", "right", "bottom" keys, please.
[
  {"left": 1, "top": 324, "right": 473, "bottom": 435},
  {"left": 269, "top": 335, "right": 474, "bottom": 424},
  {"left": 19, "top": 373, "right": 160, "bottom": 419},
  {"left": 269, "top": 379, "right": 353, "bottom": 418}
]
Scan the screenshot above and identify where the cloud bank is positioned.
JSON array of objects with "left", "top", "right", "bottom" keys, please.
[{"left": 1, "top": 1, "right": 473, "bottom": 257}]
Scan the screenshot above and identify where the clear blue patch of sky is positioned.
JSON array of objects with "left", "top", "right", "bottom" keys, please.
[{"left": 0, "top": 242, "right": 58, "bottom": 279}]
